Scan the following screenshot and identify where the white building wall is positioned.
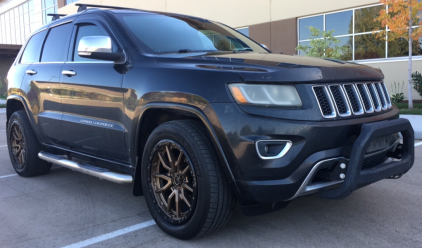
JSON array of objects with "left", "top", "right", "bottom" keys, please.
[{"left": 0, "top": 0, "right": 55, "bottom": 45}]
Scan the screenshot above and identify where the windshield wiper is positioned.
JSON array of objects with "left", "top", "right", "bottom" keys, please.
[
  {"left": 232, "top": 48, "right": 254, "bottom": 53},
  {"left": 157, "top": 49, "right": 221, "bottom": 55},
  {"left": 178, "top": 49, "right": 192, "bottom": 53}
]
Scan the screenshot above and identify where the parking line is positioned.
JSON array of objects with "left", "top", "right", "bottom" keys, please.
[
  {"left": 0, "top": 174, "right": 17, "bottom": 179},
  {"left": 0, "top": 145, "right": 7, "bottom": 148},
  {"left": 61, "top": 220, "right": 156, "bottom": 248},
  {"left": 415, "top": 141, "right": 422, "bottom": 147}
]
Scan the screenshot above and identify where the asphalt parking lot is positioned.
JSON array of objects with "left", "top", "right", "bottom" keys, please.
[{"left": 1, "top": 109, "right": 422, "bottom": 248}]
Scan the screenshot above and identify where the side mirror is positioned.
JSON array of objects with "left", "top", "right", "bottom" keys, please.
[
  {"left": 78, "top": 36, "right": 125, "bottom": 63},
  {"left": 261, "top": 44, "right": 269, "bottom": 49}
]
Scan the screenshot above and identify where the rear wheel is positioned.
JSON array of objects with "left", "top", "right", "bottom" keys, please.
[
  {"left": 141, "top": 120, "right": 235, "bottom": 239},
  {"left": 7, "top": 110, "right": 51, "bottom": 177}
]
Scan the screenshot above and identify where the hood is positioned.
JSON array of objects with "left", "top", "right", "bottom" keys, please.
[{"left": 153, "top": 52, "right": 384, "bottom": 83}]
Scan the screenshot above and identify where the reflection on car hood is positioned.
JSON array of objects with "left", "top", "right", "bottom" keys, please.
[{"left": 154, "top": 52, "right": 384, "bottom": 83}]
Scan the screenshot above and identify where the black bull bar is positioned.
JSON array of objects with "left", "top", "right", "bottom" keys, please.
[{"left": 319, "top": 118, "right": 414, "bottom": 199}]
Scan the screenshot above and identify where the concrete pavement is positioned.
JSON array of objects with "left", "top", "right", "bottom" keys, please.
[{"left": 1, "top": 110, "right": 422, "bottom": 247}]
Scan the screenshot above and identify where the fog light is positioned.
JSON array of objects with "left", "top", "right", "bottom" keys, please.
[{"left": 256, "top": 140, "right": 292, "bottom": 160}]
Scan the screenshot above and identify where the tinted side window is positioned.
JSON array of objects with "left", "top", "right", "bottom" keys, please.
[
  {"left": 41, "top": 23, "right": 73, "bottom": 62},
  {"left": 20, "top": 30, "right": 47, "bottom": 64},
  {"left": 73, "top": 24, "right": 116, "bottom": 61}
]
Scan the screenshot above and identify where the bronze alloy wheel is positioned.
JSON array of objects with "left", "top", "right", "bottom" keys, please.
[
  {"left": 150, "top": 140, "right": 197, "bottom": 223},
  {"left": 10, "top": 121, "right": 26, "bottom": 169}
]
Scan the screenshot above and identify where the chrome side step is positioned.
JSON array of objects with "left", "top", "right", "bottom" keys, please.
[{"left": 38, "top": 151, "right": 133, "bottom": 184}]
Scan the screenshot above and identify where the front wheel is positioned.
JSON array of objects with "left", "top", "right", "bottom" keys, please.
[{"left": 141, "top": 120, "right": 235, "bottom": 240}]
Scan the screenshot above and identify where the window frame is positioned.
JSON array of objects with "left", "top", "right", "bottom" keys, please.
[
  {"left": 39, "top": 20, "right": 74, "bottom": 63},
  {"left": 66, "top": 18, "right": 126, "bottom": 64},
  {"left": 297, "top": 3, "right": 422, "bottom": 62},
  {"left": 18, "top": 28, "right": 47, "bottom": 65}
]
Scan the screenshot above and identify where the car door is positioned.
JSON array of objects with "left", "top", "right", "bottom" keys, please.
[
  {"left": 20, "top": 21, "right": 73, "bottom": 145},
  {"left": 60, "top": 18, "right": 128, "bottom": 162}
]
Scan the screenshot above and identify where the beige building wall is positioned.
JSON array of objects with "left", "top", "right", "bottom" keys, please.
[
  {"left": 59, "top": 0, "right": 380, "bottom": 28},
  {"left": 363, "top": 59, "right": 422, "bottom": 101}
]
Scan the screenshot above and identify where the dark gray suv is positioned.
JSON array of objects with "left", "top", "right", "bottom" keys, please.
[{"left": 5, "top": 4, "right": 414, "bottom": 239}]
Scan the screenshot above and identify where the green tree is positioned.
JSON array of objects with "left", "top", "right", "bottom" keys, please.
[
  {"left": 374, "top": 0, "right": 422, "bottom": 109},
  {"left": 296, "top": 26, "right": 346, "bottom": 60}
]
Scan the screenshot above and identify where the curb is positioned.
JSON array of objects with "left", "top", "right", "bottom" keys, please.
[{"left": 400, "top": 115, "right": 422, "bottom": 139}]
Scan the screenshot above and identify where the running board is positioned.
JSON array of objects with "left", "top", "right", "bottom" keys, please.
[{"left": 38, "top": 151, "right": 133, "bottom": 184}]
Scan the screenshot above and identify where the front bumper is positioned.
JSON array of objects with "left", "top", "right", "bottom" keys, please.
[
  {"left": 319, "top": 118, "right": 414, "bottom": 199},
  {"left": 240, "top": 118, "right": 414, "bottom": 204}
]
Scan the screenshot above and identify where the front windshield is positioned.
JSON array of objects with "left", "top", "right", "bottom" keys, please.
[{"left": 116, "top": 13, "right": 269, "bottom": 54}]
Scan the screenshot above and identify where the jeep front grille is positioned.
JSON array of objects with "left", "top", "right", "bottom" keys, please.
[{"left": 313, "top": 82, "right": 392, "bottom": 118}]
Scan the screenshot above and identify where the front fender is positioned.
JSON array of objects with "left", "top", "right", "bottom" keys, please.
[{"left": 132, "top": 101, "right": 240, "bottom": 196}]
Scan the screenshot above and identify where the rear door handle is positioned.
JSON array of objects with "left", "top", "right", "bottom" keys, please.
[
  {"left": 26, "top": 70, "right": 37, "bottom": 75},
  {"left": 62, "top": 70, "right": 76, "bottom": 76}
]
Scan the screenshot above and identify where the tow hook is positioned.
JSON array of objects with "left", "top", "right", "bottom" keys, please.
[{"left": 388, "top": 174, "right": 403, "bottom": 179}]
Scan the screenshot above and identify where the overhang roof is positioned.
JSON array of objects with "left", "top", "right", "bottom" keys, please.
[{"left": 0, "top": 44, "right": 21, "bottom": 55}]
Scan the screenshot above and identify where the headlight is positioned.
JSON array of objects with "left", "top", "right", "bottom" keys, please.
[{"left": 229, "top": 83, "right": 302, "bottom": 107}]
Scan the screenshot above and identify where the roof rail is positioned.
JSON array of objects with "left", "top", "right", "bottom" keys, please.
[
  {"left": 47, "top": 13, "right": 67, "bottom": 21},
  {"left": 75, "top": 3, "right": 134, "bottom": 12}
]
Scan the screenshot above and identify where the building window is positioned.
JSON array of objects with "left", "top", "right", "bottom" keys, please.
[
  {"left": 298, "top": 4, "right": 421, "bottom": 61},
  {"left": 0, "top": 0, "right": 34, "bottom": 45},
  {"left": 66, "top": 0, "right": 80, "bottom": 5},
  {"left": 42, "top": 0, "right": 58, "bottom": 25},
  {"left": 236, "top": 27, "right": 249, "bottom": 37}
]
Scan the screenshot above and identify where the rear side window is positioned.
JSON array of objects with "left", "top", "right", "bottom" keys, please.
[
  {"left": 41, "top": 23, "right": 73, "bottom": 62},
  {"left": 20, "top": 30, "right": 47, "bottom": 64}
]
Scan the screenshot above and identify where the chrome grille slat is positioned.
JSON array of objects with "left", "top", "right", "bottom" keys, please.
[
  {"left": 328, "top": 85, "right": 351, "bottom": 117},
  {"left": 380, "top": 82, "right": 392, "bottom": 108},
  {"left": 356, "top": 83, "right": 374, "bottom": 113},
  {"left": 313, "top": 82, "right": 392, "bottom": 118},
  {"left": 374, "top": 82, "right": 388, "bottom": 110},
  {"left": 343, "top": 84, "right": 364, "bottom": 115},
  {"left": 313, "top": 86, "right": 336, "bottom": 118},
  {"left": 367, "top": 83, "right": 382, "bottom": 112}
]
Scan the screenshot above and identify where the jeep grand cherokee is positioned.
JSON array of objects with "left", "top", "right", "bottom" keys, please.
[{"left": 5, "top": 4, "right": 414, "bottom": 240}]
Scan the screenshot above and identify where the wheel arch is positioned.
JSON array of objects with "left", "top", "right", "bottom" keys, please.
[
  {"left": 6, "top": 95, "right": 43, "bottom": 145},
  {"left": 132, "top": 103, "right": 239, "bottom": 197}
]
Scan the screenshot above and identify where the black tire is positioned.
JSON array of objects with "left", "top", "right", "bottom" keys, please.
[
  {"left": 7, "top": 110, "right": 52, "bottom": 177},
  {"left": 141, "top": 120, "right": 236, "bottom": 240}
]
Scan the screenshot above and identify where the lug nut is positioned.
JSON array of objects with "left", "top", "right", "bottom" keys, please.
[
  {"left": 340, "top": 163, "right": 346, "bottom": 169},
  {"left": 340, "top": 173, "right": 346, "bottom": 179}
]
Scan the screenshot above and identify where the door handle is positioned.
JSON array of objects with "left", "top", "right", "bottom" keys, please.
[
  {"left": 26, "top": 70, "right": 37, "bottom": 75},
  {"left": 62, "top": 70, "right": 76, "bottom": 76}
]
